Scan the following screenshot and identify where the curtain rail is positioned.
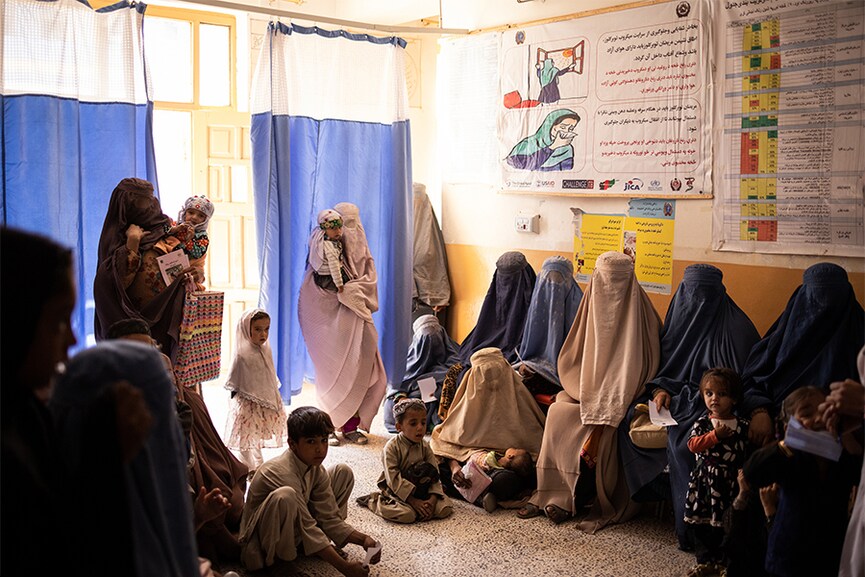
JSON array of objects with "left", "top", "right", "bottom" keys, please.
[{"left": 174, "top": 0, "right": 469, "bottom": 35}]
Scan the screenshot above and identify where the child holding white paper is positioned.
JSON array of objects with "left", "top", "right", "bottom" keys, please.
[
  {"left": 683, "top": 367, "right": 749, "bottom": 575},
  {"left": 743, "top": 386, "right": 862, "bottom": 577},
  {"left": 356, "top": 399, "right": 453, "bottom": 523}
]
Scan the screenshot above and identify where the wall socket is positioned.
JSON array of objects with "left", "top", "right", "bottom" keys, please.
[{"left": 515, "top": 213, "right": 540, "bottom": 233}]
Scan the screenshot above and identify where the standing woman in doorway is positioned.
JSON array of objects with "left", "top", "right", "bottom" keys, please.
[{"left": 298, "top": 202, "right": 387, "bottom": 445}]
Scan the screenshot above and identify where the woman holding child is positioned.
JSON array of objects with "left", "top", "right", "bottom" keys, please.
[
  {"left": 298, "top": 202, "right": 387, "bottom": 445},
  {"left": 94, "top": 177, "right": 203, "bottom": 359}
]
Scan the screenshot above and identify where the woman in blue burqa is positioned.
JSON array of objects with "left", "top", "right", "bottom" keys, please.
[
  {"left": 383, "top": 313, "right": 460, "bottom": 433},
  {"left": 515, "top": 256, "right": 583, "bottom": 397},
  {"left": 739, "top": 262, "right": 864, "bottom": 447},
  {"left": 437, "top": 252, "right": 536, "bottom": 420},
  {"left": 506, "top": 109, "right": 580, "bottom": 172},
  {"left": 616, "top": 264, "right": 760, "bottom": 550}
]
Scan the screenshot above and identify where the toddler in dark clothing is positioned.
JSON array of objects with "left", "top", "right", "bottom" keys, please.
[
  {"left": 744, "top": 386, "right": 863, "bottom": 577},
  {"left": 684, "top": 368, "right": 749, "bottom": 575}
]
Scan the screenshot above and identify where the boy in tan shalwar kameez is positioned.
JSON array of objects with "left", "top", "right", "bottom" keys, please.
[
  {"left": 239, "top": 407, "right": 381, "bottom": 575},
  {"left": 358, "top": 399, "right": 453, "bottom": 523}
]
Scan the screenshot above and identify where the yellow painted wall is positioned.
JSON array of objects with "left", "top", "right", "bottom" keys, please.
[{"left": 445, "top": 243, "right": 865, "bottom": 342}]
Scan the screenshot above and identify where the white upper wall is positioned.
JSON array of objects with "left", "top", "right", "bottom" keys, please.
[{"left": 216, "top": 0, "right": 861, "bottom": 272}]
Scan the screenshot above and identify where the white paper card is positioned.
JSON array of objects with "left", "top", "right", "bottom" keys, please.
[
  {"left": 456, "top": 458, "right": 492, "bottom": 504},
  {"left": 649, "top": 401, "right": 678, "bottom": 426},
  {"left": 363, "top": 540, "right": 382, "bottom": 568},
  {"left": 784, "top": 416, "right": 842, "bottom": 462},
  {"left": 416, "top": 377, "right": 437, "bottom": 403},
  {"left": 155, "top": 251, "right": 189, "bottom": 286}
]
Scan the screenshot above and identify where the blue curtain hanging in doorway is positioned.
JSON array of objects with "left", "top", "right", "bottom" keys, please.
[
  {"left": 1, "top": 0, "right": 159, "bottom": 351},
  {"left": 250, "top": 22, "right": 413, "bottom": 401}
]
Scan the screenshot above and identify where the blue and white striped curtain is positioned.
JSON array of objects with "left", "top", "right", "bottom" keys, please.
[
  {"left": 251, "top": 22, "right": 413, "bottom": 400},
  {"left": 1, "top": 0, "right": 158, "bottom": 349}
]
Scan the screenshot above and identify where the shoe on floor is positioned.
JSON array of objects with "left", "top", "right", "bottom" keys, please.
[
  {"left": 544, "top": 504, "right": 572, "bottom": 524},
  {"left": 343, "top": 430, "right": 368, "bottom": 445},
  {"left": 328, "top": 432, "right": 341, "bottom": 446},
  {"left": 482, "top": 492, "right": 498, "bottom": 513},
  {"left": 356, "top": 494, "right": 371, "bottom": 508}
]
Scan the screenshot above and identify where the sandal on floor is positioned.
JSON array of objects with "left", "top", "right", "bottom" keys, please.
[
  {"left": 544, "top": 504, "right": 572, "bottom": 525},
  {"left": 328, "top": 432, "right": 341, "bottom": 446},
  {"left": 516, "top": 503, "right": 542, "bottom": 519},
  {"left": 343, "top": 430, "right": 368, "bottom": 445}
]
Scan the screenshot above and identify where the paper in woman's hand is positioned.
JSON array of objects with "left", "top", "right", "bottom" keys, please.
[
  {"left": 649, "top": 400, "right": 678, "bottom": 426},
  {"left": 416, "top": 377, "right": 437, "bottom": 403},
  {"left": 156, "top": 251, "right": 189, "bottom": 286},
  {"left": 784, "top": 417, "right": 842, "bottom": 461}
]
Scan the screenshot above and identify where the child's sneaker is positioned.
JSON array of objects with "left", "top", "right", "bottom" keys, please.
[{"left": 482, "top": 492, "right": 498, "bottom": 513}]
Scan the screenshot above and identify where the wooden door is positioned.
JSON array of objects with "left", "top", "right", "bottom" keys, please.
[{"left": 193, "top": 110, "right": 258, "bottom": 368}]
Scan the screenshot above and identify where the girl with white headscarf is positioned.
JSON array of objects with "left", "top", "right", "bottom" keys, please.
[{"left": 224, "top": 308, "right": 287, "bottom": 472}]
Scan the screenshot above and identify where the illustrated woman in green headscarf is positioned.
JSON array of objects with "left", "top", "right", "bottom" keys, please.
[{"left": 506, "top": 109, "right": 580, "bottom": 172}]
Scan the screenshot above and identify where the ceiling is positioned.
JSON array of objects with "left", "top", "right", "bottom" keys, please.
[{"left": 222, "top": 0, "right": 615, "bottom": 33}]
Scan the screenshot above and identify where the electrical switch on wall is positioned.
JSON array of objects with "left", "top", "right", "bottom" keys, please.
[{"left": 515, "top": 214, "right": 540, "bottom": 233}]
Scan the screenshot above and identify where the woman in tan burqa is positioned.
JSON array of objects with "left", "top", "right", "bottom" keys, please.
[{"left": 520, "top": 251, "right": 661, "bottom": 532}]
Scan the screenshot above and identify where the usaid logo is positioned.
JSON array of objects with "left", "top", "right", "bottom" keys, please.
[
  {"left": 648, "top": 179, "right": 663, "bottom": 192},
  {"left": 624, "top": 178, "right": 643, "bottom": 191}
]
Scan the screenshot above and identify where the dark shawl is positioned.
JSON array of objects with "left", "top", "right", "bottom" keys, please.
[
  {"left": 457, "top": 251, "right": 536, "bottom": 366},
  {"left": 51, "top": 341, "right": 200, "bottom": 577},
  {"left": 93, "top": 178, "right": 187, "bottom": 357},
  {"left": 740, "top": 262, "right": 864, "bottom": 415},
  {"left": 384, "top": 314, "right": 460, "bottom": 432},
  {"left": 616, "top": 264, "right": 760, "bottom": 545}
]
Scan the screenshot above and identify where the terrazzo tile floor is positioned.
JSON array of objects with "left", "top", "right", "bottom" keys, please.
[{"left": 201, "top": 381, "right": 695, "bottom": 577}]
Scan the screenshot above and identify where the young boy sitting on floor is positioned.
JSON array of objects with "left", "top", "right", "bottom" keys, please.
[
  {"left": 357, "top": 398, "right": 454, "bottom": 523},
  {"left": 239, "top": 406, "right": 381, "bottom": 576}
]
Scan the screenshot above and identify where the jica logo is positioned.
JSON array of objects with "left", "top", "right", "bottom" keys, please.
[{"left": 624, "top": 178, "right": 643, "bottom": 191}]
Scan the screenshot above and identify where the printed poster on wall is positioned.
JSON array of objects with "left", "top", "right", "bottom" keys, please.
[
  {"left": 500, "top": 0, "right": 712, "bottom": 197},
  {"left": 713, "top": 0, "right": 865, "bottom": 256},
  {"left": 572, "top": 199, "right": 676, "bottom": 294}
]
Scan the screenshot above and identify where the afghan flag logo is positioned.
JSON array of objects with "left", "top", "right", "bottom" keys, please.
[{"left": 598, "top": 179, "right": 616, "bottom": 190}]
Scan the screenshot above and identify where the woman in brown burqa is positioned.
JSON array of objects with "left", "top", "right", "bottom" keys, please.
[{"left": 94, "top": 177, "right": 203, "bottom": 359}]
